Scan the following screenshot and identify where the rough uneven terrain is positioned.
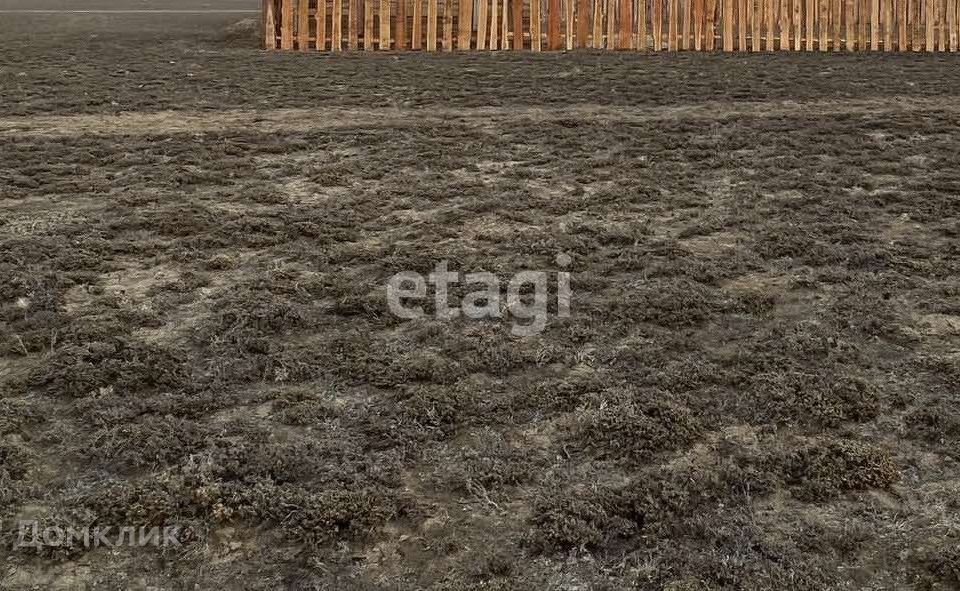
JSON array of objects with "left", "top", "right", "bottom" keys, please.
[{"left": 1, "top": 4, "right": 960, "bottom": 589}]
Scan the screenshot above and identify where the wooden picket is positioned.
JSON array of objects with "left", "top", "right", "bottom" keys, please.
[
  {"left": 427, "top": 0, "right": 438, "bottom": 48},
  {"left": 316, "top": 0, "right": 326, "bottom": 49},
  {"left": 263, "top": 0, "right": 960, "bottom": 51},
  {"left": 346, "top": 0, "right": 356, "bottom": 49},
  {"left": 578, "top": 0, "right": 590, "bottom": 47},
  {"left": 444, "top": 0, "right": 454, "bottom": 50}
]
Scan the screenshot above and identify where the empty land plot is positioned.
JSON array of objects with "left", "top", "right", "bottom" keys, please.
[{"left": 1, "top": 7, "right": 960, "bottom": 590}]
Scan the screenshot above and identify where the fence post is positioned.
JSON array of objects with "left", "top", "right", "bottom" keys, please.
[
  {"left": 950, "top": 0, "right": 958, "bottom": 50},
  {"left": 281, "top": 0, "right": 294, "bottom": 48},
  {"left": 317, "top": 0, "right": 326, "bottom": 48},
  {"left": 459, "top": 0, "right": 473, "bottom": 47},
  {"left": 264, "top": 0, "right": 277, "bottom": 49}
]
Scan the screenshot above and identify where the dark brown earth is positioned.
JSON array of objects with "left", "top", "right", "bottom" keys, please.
[{"left": 2, "top": 6, "right": 960, "bottom": 590}]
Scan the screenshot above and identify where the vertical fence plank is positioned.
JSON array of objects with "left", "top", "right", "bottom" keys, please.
[
  {"left": 397, "top": 0, "right": 408, "bottom": 48},
  {"left": 502, "top": 0, "right": 510, "bottom": 46},
  {"left": 412, "top": 0, "right": 423, "bottom": 47},
  {"left": 694, "top": 0, "right": 700, "bottom": 47},
  {"left": 477, "top": 0, "right": 488, "bottom": 46},
  {"left": 458, "top": 0, "right": 471, "bottom": 47},
  {"left": 668, "top": 0, "right": 678, "bottom": 47},
  {"left": 779, "top": 0, "right": 785, "bottom": 49},
  {"left": 298, "top": 0, "right": 309, "bottom": 50},
  {"left": 869, "top": 0, "right": 878, "bottom": 47},
  {"left": 723, "top": 0, "right": 734, "bottom": 47},
  {"left": 532, "top": 0, "right": 543, "bottom": 48},
  {"left": 621, "top": 0, "right": 634, "bottom": 46},
  {"left": 793, "top": 0, "right": 801, "bottom": 47},
  {"left": 897, "top": 0, "right": 905, "bottom": 49},
  {"left": 780, "top": 0, "right": 792, "bottom": 51},
  {"left": 576, "top": 0, "right": 590, "bottom": 45},
  {"left": 847, "top": 0, "right": 863, "bottom": 51},
  {"left": 950, "top": 0, "right": 958, "bottom": 49},
  {"left": 333, "top": 0, "right": 344, "bottom": 48},
  {"left": 881, "top": 0, "right": 891, "bottom": 47},
  {"left": 951, "top": 0, "right": 958, "bottom": 50},
  {"left": 830, "top": 0, "right": 837, "bottom": 50},
  {"left": 932, "top": 0, "right": 943, "bottom": 50},
  {"left": 380, "top": 0, "right": 391, "bottom": 48},
  {"left": 427, "top": 0, "right": 438, "bottom": 48},
  {"left": 705, "top": 0, "right": 717, "bottom": 47},
  {"left": 638, "top": 0, "right": 647, "bottom": 47},
  {"left": 851, "top": 0, "right": 858, "bottom": 49},
  {"left": 765, "top": 0, "right": 775, "bottom": 48},
  {"left": 492, "top": 0, "right": 499, "bottom": 47},
  {"left": 739, "top": 0, "right": 748, "bottom": 49},
  {"left": 898, "top": 0, "right": 904, "bottom": 48},
  {"left": 914, "top": 0, "right": 923, "bottom": 50},
  {"left": 788, "top": 0, "right": 796, "bottom": 49},
  {"left": 926, "top": 0, "right": 934, "bottom": 48},
  {"left": 516, "top": 0, "right": 526, "bottom": 48},
  {"left": 947, "top": 0, "right": 952, "bottom": 49},
  {"left": 592, "top": 0, "right": 602, "bottom": 45},
  {"left": 363, "top": 0, "right": 374, "bottom": 48},
  {"left": 652, "top": 0, "right": 663, "bottom": 47},
  {"left": 576, "top": 0, "right": 589, "bottom": 45},
  {"left": 832, "top": 0, "right": 840, "bottom": 47},
  {"left": 693, "top": 0, "right": 703, "bottom": 47},
  {"left": 345, "top": 0, "right": 356, "bottom": 48},
  {"left": 317, "top": 0, "right": 327, "bottom": 48},
  {"left": 265, "top": 0, "right": 277, "bottom": 48},
  {"left": 876, "top": 0, "right": 883, "bottom": 50},
  {"left": 823, "top": 0, "right": 829, "bottom": 49},
  {"left": 857, "top": 0, "right": 870, "bottom": 51},
  {"left": 665, "top": 0, "right": 672, "bottom": 46},
  {"left": 682, "top": 0, "right": 692, "bottom": 46},
  {"left": 946, "top": 0, "right": 950, "bottom": 49},
  {"left": 606, "top": 0, "right": 617, "bottom": 49},
  {"left": 549, "top": 0, "right": 562, "bottom": 46},
  {"left": 778, "top": 0, "right": 788, "bottom": 48},
  {"left": 281, "top": 0, "right": 294, "bottom": 48},
  {"left": 504, "top": 0, "right": 512, "bottom": 47},
  {"left": 751, "top": 0, "right": 761, "bottom": 48},
  {"left": 930, "top": 0, "right": 937, "bottom": 49},
  {"left": 846, "top": 0, "right": 856, "bottom": 48},
  {"left": 943, "top": 0, "right": 948, "bottom": 49},
  {"left": 806, "top": 0, "right": 815, "bottom": 47},
  {"left": 818, "top": 0, "right": 827, "bottom": 48},
  {"left": 444, "top": 0, "right": 455, "bottom": 49},
  {"left": 939, "top": 0, "right": 947, "bottom": 48}
]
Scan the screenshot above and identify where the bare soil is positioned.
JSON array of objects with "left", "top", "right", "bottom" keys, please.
[{"left": 2, "top": 6, "right": 960, "bottom": 590}]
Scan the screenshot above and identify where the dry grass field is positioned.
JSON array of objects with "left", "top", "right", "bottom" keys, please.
[{"left": 2, "top": 3, "right": 960, "bottom": 589}]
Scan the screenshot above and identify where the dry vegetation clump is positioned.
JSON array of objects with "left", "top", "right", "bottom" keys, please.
[
  {"left": 906, "top": 398, "right": 960, "bottom": 445},
  {"left": 527, "top": 464, "right": 767, "bottom": 556},
  {"left": 780, "top": 439, "right": 899, "bottom": 501},
  {"left": 748, "top": 371, "right": 883, "bottom": 427},
  {"left": 569, "top": 389, "right": 702, "bottom": 461},
  {"left": 80, "top": 415, "right": 211, "bottom": 472},
  {"left": 0, "top": 442, "right": 32, "bottom": 505},
  {"left": 25, "top": 339, "right": 189, "bottom": 399}
]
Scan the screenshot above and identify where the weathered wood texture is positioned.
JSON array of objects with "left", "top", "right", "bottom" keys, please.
[{"left": 263, "top": 0, "right": 960, "bottom": 50}]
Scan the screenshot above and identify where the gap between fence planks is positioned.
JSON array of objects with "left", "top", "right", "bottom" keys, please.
[{"left": 262, "top": 0, "right": 960, "bottom": 51}]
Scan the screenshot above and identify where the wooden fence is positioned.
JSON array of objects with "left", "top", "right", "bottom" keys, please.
[{"left": 263, "top": 0, "right": 959, "bottom": 50}]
